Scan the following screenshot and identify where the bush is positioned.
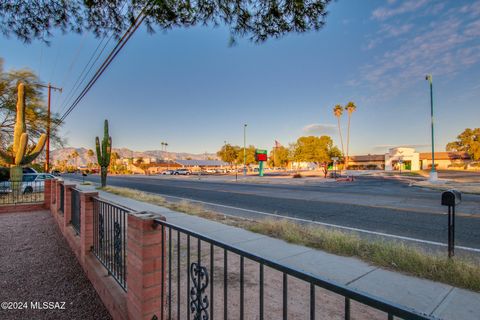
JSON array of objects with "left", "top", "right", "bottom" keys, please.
[
  {"left": 448, "top": 162, "right": 465, "bottom": 168},
  {"left": 292, "top": 173, "right": 303, "bottom": 178},
  {"left": 0, "top": 167, "right": 9, "bottom": 182}
]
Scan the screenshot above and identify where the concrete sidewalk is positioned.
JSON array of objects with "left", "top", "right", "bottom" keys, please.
[{"left": 74, "top": 183, "right": 480, "bottom": 320}]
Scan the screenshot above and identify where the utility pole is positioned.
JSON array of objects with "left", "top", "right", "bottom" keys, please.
[
  {"left": 243, "top": 124, "right": 247, "bottom": 176},
  {"left": 38, "top": 83, "right": 62, "bottom": 173},
  {"left": 425, "top": 75, "right": 437, "bottom": 181}
]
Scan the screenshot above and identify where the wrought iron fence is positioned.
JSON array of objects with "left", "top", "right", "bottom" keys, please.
[
  {"left": 70, "top": 189, "right": 81, "bottom": 234},
  {"left": 152, "top": 219, "right": 433, "bottom": 320},
  {"left": 59, "top": 183, "right": 64, "bottom": 214},
  {"left": 0, "top": 180, "right": 45, "bottom": 205},
  {"left": 92, "top": 197, "right": 128, "bottom": 290}
]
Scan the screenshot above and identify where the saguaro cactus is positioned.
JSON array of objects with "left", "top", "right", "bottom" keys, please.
[
  {"left": 0, "top": 82, "right": 47, "bottom": 190},
  {"left": 95, "top": 119, "right": 112, "bottom": 187}
]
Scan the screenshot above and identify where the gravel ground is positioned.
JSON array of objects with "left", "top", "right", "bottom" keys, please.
[{"left": 0, "top": 210, "right": 112, "bottom": 320}]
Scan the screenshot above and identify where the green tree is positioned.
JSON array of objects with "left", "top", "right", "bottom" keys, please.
[
  {"left": 71, "top": 150, "right": 79, "bottom": 168},
  {"left": 0, "top": 1, "right": 332, "bottom": 44},
  {"left": 237, "top": 145, "right": 257, "bottom": 166},
  {"left": 344, "top": 101, "right": 357, "bottom": 169},
  {"left": 87, "top": 149, "right": 94, "bottom": 157},
  {"left": 0, "top": 58, "right": 63, "bottom": 150},
  {"left": 269, "top": 146, "right": 290, "bottom": 168},
  {"left": 292, "top": 135, "right": 341, "bottom": 166},
  {"left": 217, "top": 144, "right": 240, "bottom": 165},
  {"left": 446, "top": 128, "right": 480, "bottom": 161}
]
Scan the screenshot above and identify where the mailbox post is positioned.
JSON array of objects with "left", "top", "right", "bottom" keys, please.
[{"left": 441, "top": 190, "right": 461, "bottom": 258}]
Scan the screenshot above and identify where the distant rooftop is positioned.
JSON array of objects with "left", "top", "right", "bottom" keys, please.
[{"left": 175, "top": 159, "right": 228, "bottom": 167}]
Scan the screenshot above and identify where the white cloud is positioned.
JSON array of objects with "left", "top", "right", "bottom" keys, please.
[
  {"left": 356, "top": 2, "right": 480, "bottom": 101},
  {"left": 372, "top": 0, "right": 430, "bottom": 21},
  {"left": 302, "top": 123, "right": 337, "bottom": 135}
]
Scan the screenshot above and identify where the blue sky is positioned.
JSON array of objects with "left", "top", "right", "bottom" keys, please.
[{"left": 1, "top": 0, "right": 479, "bottom": 155}]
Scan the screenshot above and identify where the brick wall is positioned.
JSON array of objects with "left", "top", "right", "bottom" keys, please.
[{"left": 49, "top": 179, "right": 166, "bottom": 320}]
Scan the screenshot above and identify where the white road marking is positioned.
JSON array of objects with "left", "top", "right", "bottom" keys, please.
[
  {"left": 155, "top": 193, "right": 480, "bottom": 253},
  {"left": 67, "top": 176, "right": 480, "bottom": 253}
]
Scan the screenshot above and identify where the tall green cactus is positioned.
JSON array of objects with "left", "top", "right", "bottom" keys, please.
[
  {"left": 95, "top": 119, "right": 112, "bottom": 187},
  {"left": 0, "top": 82, "right": 47, "bottom": 190}
]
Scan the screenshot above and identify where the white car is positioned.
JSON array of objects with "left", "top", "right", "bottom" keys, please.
[
  {"left": 173, "top": 169, "right": 191, "bottom": 175},
  {"left": 0, "top": 173, "right": 55, "bottom": 194},
  {"left": 161, "top": 170, "right": 175, "bottom": 175}
]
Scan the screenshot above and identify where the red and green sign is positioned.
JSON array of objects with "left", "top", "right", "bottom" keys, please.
[{"left": 255, "top": 149, "right": 268, "bottom": 176}]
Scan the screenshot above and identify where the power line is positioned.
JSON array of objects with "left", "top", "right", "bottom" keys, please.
[
  {"left": 58, "top": 9, "right": 147, "bottom": 124},
  {"left": 57, "top": 34, "right": 111, "bottom": 115},
  {"left": 58, "top": 1, "right": 129, "bottom": 115}
]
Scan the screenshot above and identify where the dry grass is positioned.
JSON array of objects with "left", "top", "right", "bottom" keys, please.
[
  {"left": 101, "top": 186, "right": 480, "bottom": 292},
  {"left": 412, "top": 181, "right": 480, "bottom": 194}
]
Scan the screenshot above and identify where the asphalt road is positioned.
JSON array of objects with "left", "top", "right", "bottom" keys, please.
[{"left": 67, "top": 174, "right": 480, "bottom": 249}]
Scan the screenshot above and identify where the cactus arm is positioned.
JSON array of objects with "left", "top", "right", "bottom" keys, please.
[
  {"left": 95, "top": 136, "right": 102, "bottom": 164},
  {"left": 14, "top": 133, "right": 28, "bottom": 165},
  {"left": 21, "top": 134, "right": 46, "bottom": 165},
  {"left": 0, "top": 149, "right": 14, "bottom": 164},
  {"left": 13, "top": 83, "right": 26, "bottom": 155}
]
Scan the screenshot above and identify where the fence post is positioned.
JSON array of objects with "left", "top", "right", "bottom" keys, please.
[
  {"left": 127, "top": 212, "right": 165, "bottom": 320},
  {"left": 63, "top": 184, "right": 75, "bottom": 230},
  {"left": 80, "top": 191, "right": 98, "bottom": 266}
]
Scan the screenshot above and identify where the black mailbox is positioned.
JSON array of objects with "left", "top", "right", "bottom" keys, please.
[{"left": 441, "top": 190, "right": 461, "bottom": 206}]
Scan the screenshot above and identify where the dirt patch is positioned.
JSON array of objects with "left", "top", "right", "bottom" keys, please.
[
  {"left": 161, "top": 230, "right": 388, "bottom": 320},
  {"left": 0, "top": 210, "right": 111, "bottom": 320}
]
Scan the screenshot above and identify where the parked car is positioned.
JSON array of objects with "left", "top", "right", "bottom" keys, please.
[
  {"left": 173, "top": 169, "right": 191, "bottom": 175},
  {"left": 162, "top": 170, "right": 175, "bottom": 175},
  {"left": 23, "top": 167, "right": 38, "bottom": 174},
  {"left": 51, "top": 170, "right": 61, "bottom": 176},
  {"left": 0, "top": 173, "right": 55, "bottom": 194}
]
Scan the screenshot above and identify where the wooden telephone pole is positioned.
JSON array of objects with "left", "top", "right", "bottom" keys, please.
[{"left": 38, "top": 83, "right": 62, "bottom": 173}]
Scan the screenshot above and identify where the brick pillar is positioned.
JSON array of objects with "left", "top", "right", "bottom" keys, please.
[
  {"left": 80, "top": 191, "right": 98, "bottom": 266},
  {"left": 51, "top": 179, "right": 57, "bottom": 211},
  {"left": 44, "top": 179, "right": 52, "bottom": 209},
  {"left": 63, "top": 184, "right": 75, "bottom": 230},
  {"left": 56, "top": 181, "right": 63, "bottom": 213},
  {"left": 127, "top": 212, "right": 165, "bottom": 320}
]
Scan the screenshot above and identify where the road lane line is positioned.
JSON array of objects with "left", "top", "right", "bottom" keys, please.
[
  {"left": 66, "top": 176, "right": 480, "bottom": 252},
  {"left": 145, "top": 191, "right": 480, "bottom": 253}
]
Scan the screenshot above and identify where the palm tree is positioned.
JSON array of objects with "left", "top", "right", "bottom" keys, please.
[
  {"left": 333, "top": 104, "right": 345, "bottom": 159},
  {"left": 345, "top": 101, "right": 357, "bottom": 170}
]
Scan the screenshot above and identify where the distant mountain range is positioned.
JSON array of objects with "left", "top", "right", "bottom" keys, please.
[{"left": 51, "top": 147, "right": 218, "bottom": 166}]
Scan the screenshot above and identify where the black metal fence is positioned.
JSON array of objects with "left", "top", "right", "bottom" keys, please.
[
  {"left": 92, "top": 197, "right": 128, "bottom": 290},
  {"left": 152, "top": 219, "right": 433, "bottom": 320},
  {"left": 70, "top": 189, "right": 81, "bottom": 234},
  {"left": 0, "top": 180, "right": 45, "bottom": 205},
  {"left": 59, "top": 183, "right": 64, "bottom": 214}
]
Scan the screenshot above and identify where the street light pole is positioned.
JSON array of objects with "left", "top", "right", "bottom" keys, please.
[
  {"left": 425, "top": 74, "right": 437, "bottom": 181},
  {"left": 243, "top": 124, "right": 247, "bottom": 176}
]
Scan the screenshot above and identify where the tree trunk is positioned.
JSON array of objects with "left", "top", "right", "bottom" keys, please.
[
  {"left": 346, "top": 114, "right": 351, "bottom": 170},
  {"left": 100, "top": 166, "right": 107, "bottom": 187}
]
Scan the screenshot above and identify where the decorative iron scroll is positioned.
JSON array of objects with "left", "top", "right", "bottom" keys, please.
[
  {"left": 113, "top": 221, "right": 122, "bottom": 268},
  {"left": 99, "top": 213, "right": 104, "bottom": 250},
  {"left": 190, "top": 262, "right": 209, "bottom": 320}
]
